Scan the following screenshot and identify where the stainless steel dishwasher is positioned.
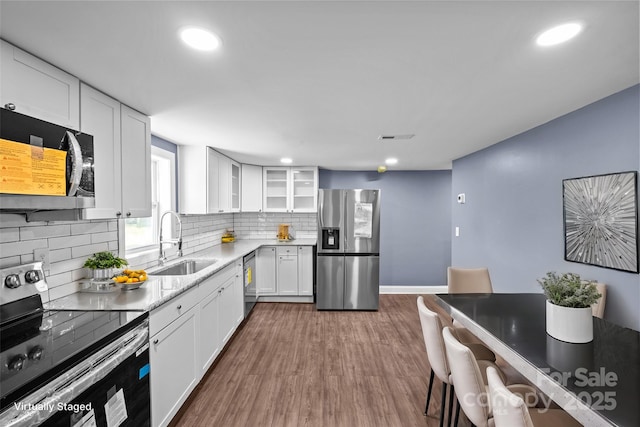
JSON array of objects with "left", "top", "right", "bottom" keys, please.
[{"left": 243, "top": 251, "right": 257, "bottom": 317}]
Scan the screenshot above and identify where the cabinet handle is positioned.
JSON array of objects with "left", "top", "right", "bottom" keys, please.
[
  {"left": 116, "top": 211, "right": 122, "bottom": 216},
  {"left": 4, "top": 103, "right": 16, "bottom": 111},
  {"left": 153, "top": 339, "right": 159, "bottom": 345},
  {"left": 177, "top": 304, "right": 182, "bottom": 310}
]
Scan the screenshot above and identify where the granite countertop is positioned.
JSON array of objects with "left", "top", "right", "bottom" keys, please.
[{"left": 45, "top": 239, "right": 316, "bottom": 313}]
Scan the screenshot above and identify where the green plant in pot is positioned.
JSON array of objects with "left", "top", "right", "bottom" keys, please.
[
  {"left": 83, "top": 251, "right": 128, "bottom": 280},
  {"left": 538, "top": 272, "right": 601, "bottom": 343}
]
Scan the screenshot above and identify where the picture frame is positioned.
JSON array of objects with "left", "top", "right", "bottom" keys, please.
[{"left": 563, "top": 171, "right": 638, "bottom": 273}]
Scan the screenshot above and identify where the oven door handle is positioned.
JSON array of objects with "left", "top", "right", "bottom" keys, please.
[{"left": 0, "top": 320, "right": 149, "bottom": 427}]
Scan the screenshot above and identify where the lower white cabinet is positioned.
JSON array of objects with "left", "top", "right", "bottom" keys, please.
[
  {"left": 256, "top": 246, "right": 277, "bottom": 295},
  {"left": 151, "top": 262, "right": 244, "bottom": 427},
  {"left": 218, "top": 272, "right": 237, "bottom": 345},
  {"left": 257, "top": 245, "right": 314, "bottom": 297},
  {"left": 198, "top": 280, "right": 221, "bottom": 376},
  {"left": 277, "top": 246, "right": 298, "bottom": 295},
  {"left": 298, "top": 246, "right": 314, "bottom": 296},
  {"left": 149, "top": 289, "right": 200, "bottom": 427}
]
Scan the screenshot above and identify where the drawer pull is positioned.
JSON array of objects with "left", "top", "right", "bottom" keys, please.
[
  {"left": 153, "top": 339, "right": 159, "bottom": 345},
  {"left": 177, "top": 304, "right": 182, "bottom": 310}
]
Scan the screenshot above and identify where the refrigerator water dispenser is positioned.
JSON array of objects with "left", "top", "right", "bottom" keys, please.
[{"left": 321, "top": 228, "right": 340, "bottom": 250}]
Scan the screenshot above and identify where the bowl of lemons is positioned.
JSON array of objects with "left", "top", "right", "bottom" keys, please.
[{"left": 113, "top": 269, "right": 148, "bottom": 290}]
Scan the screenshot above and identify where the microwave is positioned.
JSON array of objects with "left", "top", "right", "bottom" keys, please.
[{"left": 0, "top": 109, "right": 95, "bottom": 211}]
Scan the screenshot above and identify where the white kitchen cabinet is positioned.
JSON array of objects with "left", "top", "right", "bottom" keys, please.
[
  {"left": 179, "top": 147, "right": 239, "bottom": 214},
  {"left": 277, "top": 246, "right": 298, "bottom": 295},
  {"left": 80, "top": 85, "right": 151, "bottom": 219},
  {"left": 298, "top": 246, "right": 314, "bottom": 296},
  {"left": 1, "top": 40, "right": 80, "bottom": 129},
  {"left": 120, "top": 105, "right": 152, "bottom": 218},
  {"left": 79, "top": 85, "right": 122, "bottom": 219},
  {"left": 231, "top": 161, "right": 241, "bottom": 212},
  {"left": 241, "top": 164, "right": 263, "bottom": 212},
  {"left": 234, "top": 259, "right": 245, "bottom": 324},
  {"left": 178, "top": 146, "right": 212, "bottom": 214},
  {"left": 218, "top": 273, "right": 237, "bottom": 345},
  {"left": 256, "top": 246, "right": 277, "bottom": 295},
  {"left": 263, "top": 167, "right": 318, "bottom": 212},
  {"left": 150, "top": 289, "right": 200, "bottom": 427},
  {"left": 198, "top": 277, "right": 221, "bottom": 376}
]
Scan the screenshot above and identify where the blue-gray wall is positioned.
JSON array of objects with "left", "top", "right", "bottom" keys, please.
[
  {"left": 319, "top": 170, "right": 452, "bottom": 287},
  {"left": 452, "top": 85, "right": 640, "bottom": 330}
]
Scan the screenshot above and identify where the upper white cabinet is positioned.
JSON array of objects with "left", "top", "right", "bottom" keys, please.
[
  {"left": 120, "top": 105, "right": 152, "bottom": 218},
  {"left": 241, "top": 164, "right": 263, "bottom": 212},
  {"left": 179, "top": 147, "right": 239, "bottom": 214},
  {"left": 178, "top": 146, "right": 209, "bottom": 214},
  {"left": 80, "top": 85, "right": 151, "bottom": 219},
  {"left": 80, "top": 85, "right": 121, "bottom": 219},
  {"left": 263, "top": 167, "right": 318, "bottom": 213},
  {"left": 1, "top": 40, "right": 80, "bottom": 130}
]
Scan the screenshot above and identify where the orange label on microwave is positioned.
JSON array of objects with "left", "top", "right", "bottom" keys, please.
[{"left": 0, "top": 138, "right": 67, "bottom": 196}]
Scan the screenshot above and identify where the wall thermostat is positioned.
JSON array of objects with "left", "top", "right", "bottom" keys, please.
[{"left": 457, "top": 193, "right": 466, "bottom": 204}]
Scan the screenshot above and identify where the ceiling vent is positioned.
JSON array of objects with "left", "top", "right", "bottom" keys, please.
[{"left": 378, "top": 134, "right": 415, "bottom": 141}]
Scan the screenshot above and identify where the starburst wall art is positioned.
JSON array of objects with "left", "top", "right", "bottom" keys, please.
[{"left": 563, "top": 171, "right": 638, "bottom": 273}]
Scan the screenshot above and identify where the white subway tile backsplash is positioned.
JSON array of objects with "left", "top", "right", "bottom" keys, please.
[
  {"left": 49, "top": 257, "right": 86, "bottom": 276},
  {"left": 71, "top": 222, "right": 109, "bottom": 235},
  {"left": 0, "top": 256, "right": 21, "bottom": 268},
  {"left": 0, "top": 210, "right": 312, "bottom": 301},
  {"left": 72, "top": 242, "right": 110, "bottom": 259},
  {"left": 0, "top": 228, "right": 19, "bottom": 243},
  {"left": 20, "top": 224, "right": 71, "bottom": 240},
  {"left": 91, "top": 231, "right": 118, "bottom": 244},
  {"left": 1, "top": 239, "right": 48, "bottom": 257},
  {"left": 48, "top": 234, "right": 91, "bottom": 250},
  {"left": 50, "top": 248, "right": 72, "bottom": 263}
]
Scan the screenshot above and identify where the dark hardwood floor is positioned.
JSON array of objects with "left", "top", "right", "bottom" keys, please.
[{"left": 170, "top": 294, "right": 467, "bottom": 427}]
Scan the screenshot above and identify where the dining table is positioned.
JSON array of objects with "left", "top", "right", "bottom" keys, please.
[{"left": 435, "top": 293, "right": 639, "bottom": 427}]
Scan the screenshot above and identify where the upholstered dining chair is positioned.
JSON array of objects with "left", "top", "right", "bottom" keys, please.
[
  {"left": 592, "top": 282, "right": 607, "bottom": 319},
  {"left": 447, "top": 267, "right": 493, "bottom": 294},
  {"left": 442, "top": 326, "right": 540, "bottom": 427},
  {"left": 416, "top": 296, "right": 497, "bottom": 427},
  {"left": 486, "top": 366, "right": 582, "bottom": 426}
]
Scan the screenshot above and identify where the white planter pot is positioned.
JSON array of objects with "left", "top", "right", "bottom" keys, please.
[{"left": 546, "top": 300, "right": 593, "bottom": 343}]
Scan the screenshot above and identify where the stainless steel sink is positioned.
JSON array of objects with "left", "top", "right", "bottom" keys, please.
[{"left": 150, "top": 259, "right": 217, "bottom": 276}]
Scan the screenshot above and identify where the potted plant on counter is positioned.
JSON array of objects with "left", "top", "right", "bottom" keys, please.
[
  {"left": 83, "top": 251, "right": 128, "bottom": 281},
  {"left": 538, "top": 272, "right": 601, "bottom": 343}
]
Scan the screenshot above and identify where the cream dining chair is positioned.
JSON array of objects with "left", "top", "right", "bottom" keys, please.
[
  {"left": 447, "top": 267, "right": 494, "bottom": 294},
  {"left": 442, "top": 326, "right": 541, "bottom": 427},
  {"left": 416, "top": 296, "right": 497, "bottom": 427},
  {"left": 486, "top": 366, "right": 581, "bottom": 426}
]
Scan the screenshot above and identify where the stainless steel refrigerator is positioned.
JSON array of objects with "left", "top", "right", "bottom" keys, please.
[{"left": 316, "top": 189, "right": 380, "bottom": 310}]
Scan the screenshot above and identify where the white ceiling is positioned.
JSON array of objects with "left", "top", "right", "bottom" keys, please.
[{"left": 1, "top": 1, "right": 638, "bottom": 170}]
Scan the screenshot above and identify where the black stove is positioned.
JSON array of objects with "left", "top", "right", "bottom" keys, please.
[{"left": 0, "top": 262, "right": 149, "bottom": 426}]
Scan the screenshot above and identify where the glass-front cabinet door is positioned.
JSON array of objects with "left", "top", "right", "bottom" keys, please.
[
  {"left": 263, "top": 167, "right": 290, "bottom": 211},
  {"left": 291, "top": 167, "right": 318, "bottom": 212},
  {"left": 231, "top": 161, "right": 240, "bottom": 212},
  {"left": 263, "top": 166, "right": 318, "bottom": 212}
]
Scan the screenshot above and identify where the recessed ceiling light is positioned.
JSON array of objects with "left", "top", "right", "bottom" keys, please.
[
  {"left": 536, "top": 22, "right": 583, "bottom": 47},
  {"left": 280, "top": 157, "right": 293, "bottom": 164},
  {"left": 385, "top": 158, "right": 398, "bottom": 166},
  {"left": 179, "top": 27, "right": 221, "bottom": 51}
]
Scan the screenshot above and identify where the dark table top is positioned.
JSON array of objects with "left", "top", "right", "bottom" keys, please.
[{"left": 436, "top": 293, "right": 640, "bottom": 427}]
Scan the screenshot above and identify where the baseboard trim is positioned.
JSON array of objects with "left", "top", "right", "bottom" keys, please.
[{"left": 379, "top": 285, "right": 447, "bottom": 294}]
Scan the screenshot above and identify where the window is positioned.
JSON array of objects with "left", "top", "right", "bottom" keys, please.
[{"left": 125, "top": 146, "right": 176, "bottom": 254}]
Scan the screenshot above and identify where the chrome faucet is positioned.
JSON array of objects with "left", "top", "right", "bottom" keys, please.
[{"left": 159, "top": 210, "right": 183, "bottom": 265}]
